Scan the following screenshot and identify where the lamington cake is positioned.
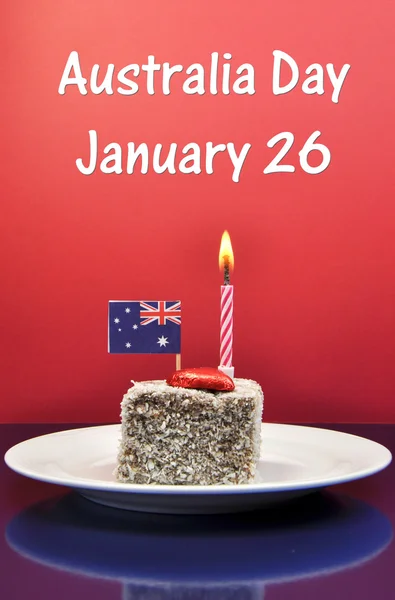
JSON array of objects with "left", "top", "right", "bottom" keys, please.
[{"left": 116, "top": 374, "right": 263, "bottom": 485}]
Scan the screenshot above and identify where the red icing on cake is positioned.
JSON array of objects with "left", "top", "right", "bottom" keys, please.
[{"left": 167, "top": 367, "right": 235, "bottom": 391}]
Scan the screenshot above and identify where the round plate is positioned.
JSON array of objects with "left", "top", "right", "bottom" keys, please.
[{"left": 4, "top": 424, "right": 392, "bottom": 514}]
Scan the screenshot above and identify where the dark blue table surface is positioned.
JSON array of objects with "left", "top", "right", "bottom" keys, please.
[{"left": 1, "top": 423, "right": 394, "bottom": 600}]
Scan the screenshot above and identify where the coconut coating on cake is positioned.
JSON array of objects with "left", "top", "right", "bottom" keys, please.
[{"left": 116, "top": 378, "right": 263, "bottom": 485}]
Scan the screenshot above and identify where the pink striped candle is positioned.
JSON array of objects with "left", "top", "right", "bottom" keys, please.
[{"left": 218, "top": 231, "right": 234, "bottom": 379}]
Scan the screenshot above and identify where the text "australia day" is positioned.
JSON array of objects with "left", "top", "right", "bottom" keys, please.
[{"left": 58, "top": 51, "right": 350, "bottom": 181}]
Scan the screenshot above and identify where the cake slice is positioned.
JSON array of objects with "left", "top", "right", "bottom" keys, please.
[{"left": 116, "top": 378, "right": 263, "bottom": 485}]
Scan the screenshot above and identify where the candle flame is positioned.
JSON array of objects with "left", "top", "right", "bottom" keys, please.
[{"left": 219, "top": 230, "right": 234, "bottom": 272}]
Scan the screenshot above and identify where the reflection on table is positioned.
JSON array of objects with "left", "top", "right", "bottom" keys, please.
[{"left": 6, "top": 490, "right": 392, "bottom": 600}]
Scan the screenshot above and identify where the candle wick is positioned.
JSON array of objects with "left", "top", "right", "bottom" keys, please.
[{"left": 224, "top": 261, "right": 230, "bottom": 285}]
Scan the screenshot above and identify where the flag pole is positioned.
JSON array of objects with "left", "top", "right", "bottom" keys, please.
[{"left": 176, "top": 354, "right": 181, "bottom": 370}]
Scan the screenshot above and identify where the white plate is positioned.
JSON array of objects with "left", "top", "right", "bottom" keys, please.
[{"left": 4, "top": 424, "right": 392, "bottom": 514}]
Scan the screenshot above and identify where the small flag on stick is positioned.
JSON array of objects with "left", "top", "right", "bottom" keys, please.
[{"left": 108, "top": 301, "right": 181, "bottom": 358}]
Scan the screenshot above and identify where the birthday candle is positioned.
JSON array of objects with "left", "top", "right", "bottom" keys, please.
[{"left": 218, "top": 231, "right": 234, "bottom": 379}]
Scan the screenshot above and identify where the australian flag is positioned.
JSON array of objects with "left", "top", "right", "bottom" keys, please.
[{"left": 108, "top": 300, "right": 181, "bottom": 354}]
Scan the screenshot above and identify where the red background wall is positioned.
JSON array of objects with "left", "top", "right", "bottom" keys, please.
[{"left": 1, "top": 0, "right": 394, "bottom": 423}]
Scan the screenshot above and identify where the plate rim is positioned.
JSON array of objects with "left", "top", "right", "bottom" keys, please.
[{"left": 4, "top": 423, "right": 392, "bottom": 495}]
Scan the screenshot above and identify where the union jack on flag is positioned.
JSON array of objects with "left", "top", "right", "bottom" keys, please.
[
  {"left": 140, "top": 301, "right": 181, "bottom": 326},
  {"left": 108, "top": 300, "right": 181, "bottom": 354}
]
